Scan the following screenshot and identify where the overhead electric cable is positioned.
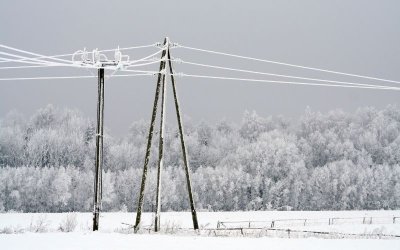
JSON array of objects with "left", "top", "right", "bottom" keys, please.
[
  {"left": 0, "top": 48, "right": 162, "bottom": 72},
  {"left": 0, "top": 65, "right": 66, "bottom": 70},
  {"left": 0, "top": 52, "right": 59, "bottom": 66},
  {"left": 0, "top": 44, "right": 73, "bottom": 65},
  {"left": 180, "top": 73, "right": 400, "bottom": 91},
  {"left": 125, "top": 50, "right": 164, "bottom": 66},
  {"left": 0, "top": 43, "right": 159, "bottom": 64},
  {"left": 180, "top": 60, "right": 396, "bottom": 89},
  {"left": 179, "top": 45, "right": 400, "bottom": 85},
  {"left": 100, "top": 43, "right": 158, "bottom": 53},
  {"left": 0, "top": 73, "right": 153, "bottom": 81},
  {"left": 125, "top": 60, "right": 163, "bottom": 68},
  {"left": 119, "top": 69, "right": 159, "bottom": 74}
]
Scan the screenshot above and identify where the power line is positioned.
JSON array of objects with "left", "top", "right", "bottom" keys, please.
[
  {"left": 0, "top": 65, "right": 66, "bottom": 70},
  {"left": 0, "top": 60, "right": 162, "bottom": 71},
  {"left": 180, "top": 73, "right": 400, "bottom": 91},
  {"left": 0, "top": 52, "right": 59, "bottom": 66},
  {"left": 0, "top": 56, "right": 52, "bottom": 66},
  {"left": 0, "top": 73, "right": 153, "bottom": 81},
  {"left": 119, "top": 69, "right": 159, "bottom": 74},
  {"left": 0, "top": 43, "right": 159, "bottom": 64},
  {"left": 125, "top": 60, "right": 162, "bottom": 68},
  {"left": 105, "top": 60, "right": 162, "bottom": 80},
  {"left": 0, "top": 49, "right": 162, "bottom": 72},
  {"left": 101, "top": 43, "right": 159, "bottom": 53},
  {"left": 3, "top": 41, "right": 400, "bottom": 92},
  {"left": 125, "top": 50, "right": 163, "bottom": 66},
  {"left": 110, "top": 73, "right": 156, "bottom": 78},
  {"left": 180, "top": 60, "right": 396, "bottom": 89},
  {"left": 0, "top": 53, "right": 91, "bottom": 70},
  {"left": 179, "top": 44, "right": 400, "bottom": 85},
  {"left": 69, "top": 49, "right": 162, "bottom": 70},
  {"left": 0, "top": 44, "right": 72, "bottom": 65}
]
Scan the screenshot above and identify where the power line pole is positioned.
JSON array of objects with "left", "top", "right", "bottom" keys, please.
[
  {"left": 134, "top": 37, "right": 199, "bottom": 232},
  {"left": 93, "top": 67, "right": 105, "bottom": 231},
  {"left": 154, "top": 57, "right": 167, "bottom": 232},
  {"left": 166, "top": 47, "right": 199, "bottom": 230},
  {"left": 134, "top": 38, "right": 168, "bottom": 233}
]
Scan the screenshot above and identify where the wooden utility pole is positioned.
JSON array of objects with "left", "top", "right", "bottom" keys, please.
[
  {"left": 154, "top": 61, "right": 167, "bottom": 232},
  {"left": 93, "top": 68, "right": 105, "bottom": 231},
  {"left": 134, "top": 38, "right": 168, "bottom": 233},
  {"left": 134, "top": 37, "right": 199, "bottom": 232},
  {"left": 166, "top": 48, "right": 199, "bottom": 230}
]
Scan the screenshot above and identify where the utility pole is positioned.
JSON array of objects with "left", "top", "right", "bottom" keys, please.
[
  {"left": 134, "top": 37, "right": 199, "bottom": 232},
  {"left": 166, "top": 47, "right": 199, "bottom": 230},
  {"left": 154, "top": 59, "right": 167, "bottom": 232},
  {"left": 134, "top": 38, "right": 168, "bottom": 233},
  {"left": 93, "top": 68, "right": 105, "bottom": 231}
]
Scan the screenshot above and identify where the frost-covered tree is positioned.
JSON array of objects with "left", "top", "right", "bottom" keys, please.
[{"left": 1, "top": 105, "right": 400, "bottom": 212}]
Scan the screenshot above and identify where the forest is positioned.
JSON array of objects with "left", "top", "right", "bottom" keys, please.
[{"left": 0, "top": 104, "right": 399, "bottom": 212}]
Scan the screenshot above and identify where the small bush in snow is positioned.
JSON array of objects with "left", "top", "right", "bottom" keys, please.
[
  {"left": 0, "top": 227, "right": 14, "bottom": 234},
  {"left": 59, "top": 213, "right": 78, "bottom": 232},
  {"left": 163, "top": 220, "right": 181, "bottom": 234},
  {"left": 29, "top": 215, "right": 49, "bottom": 233}
]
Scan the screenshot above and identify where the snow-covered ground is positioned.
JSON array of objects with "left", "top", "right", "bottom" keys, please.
[
  {"left": 1, "top": 211, "right": 399, "bottom": 250},
  {"left": 2, "top": 233, "right": 400, "bottom": 250}
]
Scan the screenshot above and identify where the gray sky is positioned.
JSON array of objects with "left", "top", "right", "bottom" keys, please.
[{"left": 1, "top": 1, "right": 399, "bottom": 136}]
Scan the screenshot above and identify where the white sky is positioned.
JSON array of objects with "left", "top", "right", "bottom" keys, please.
[{"left": 1, "top": 1, "right": 399, "bottom": 136}]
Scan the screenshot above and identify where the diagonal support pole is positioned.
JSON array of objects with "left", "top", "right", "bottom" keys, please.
[
  {"left": 134, "top": 38, "right": 168, "bottom": 233},
  {"left": 166, "top": 46, "right": 199, "bottom": 230},
  {"left": 93, "top": 68, "right": 105, "bottom": 231}
]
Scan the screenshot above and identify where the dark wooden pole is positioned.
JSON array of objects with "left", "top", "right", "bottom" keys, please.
[
  {"left": 93, "top": 67, "right": 105, "bottom": 231},
  {"left": 166, "top": 47, "right": 199, "bottom": 230},
  {"left": 154, "top": 56, "right": 167, "bottom": 232},
  {"left": 134, "top": 38, "right": 168, "bottom": 233}
]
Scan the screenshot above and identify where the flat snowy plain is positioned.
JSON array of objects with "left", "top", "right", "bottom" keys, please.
[{"left": 1, "top": 210, "right": 399, "bottom": 250}]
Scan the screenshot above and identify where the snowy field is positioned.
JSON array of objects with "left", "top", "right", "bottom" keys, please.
[{"left": 1, "top": 211, "right": 400, "bottom": 250}]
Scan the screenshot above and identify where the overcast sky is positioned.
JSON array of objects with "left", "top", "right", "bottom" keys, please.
[{"left": 1, "top": 1, "right": 399, "bottom": 136}]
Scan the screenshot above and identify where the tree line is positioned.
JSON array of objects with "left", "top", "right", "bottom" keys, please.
[{"left": 0, "top": 104, "right": 399, "bottom": 212}]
